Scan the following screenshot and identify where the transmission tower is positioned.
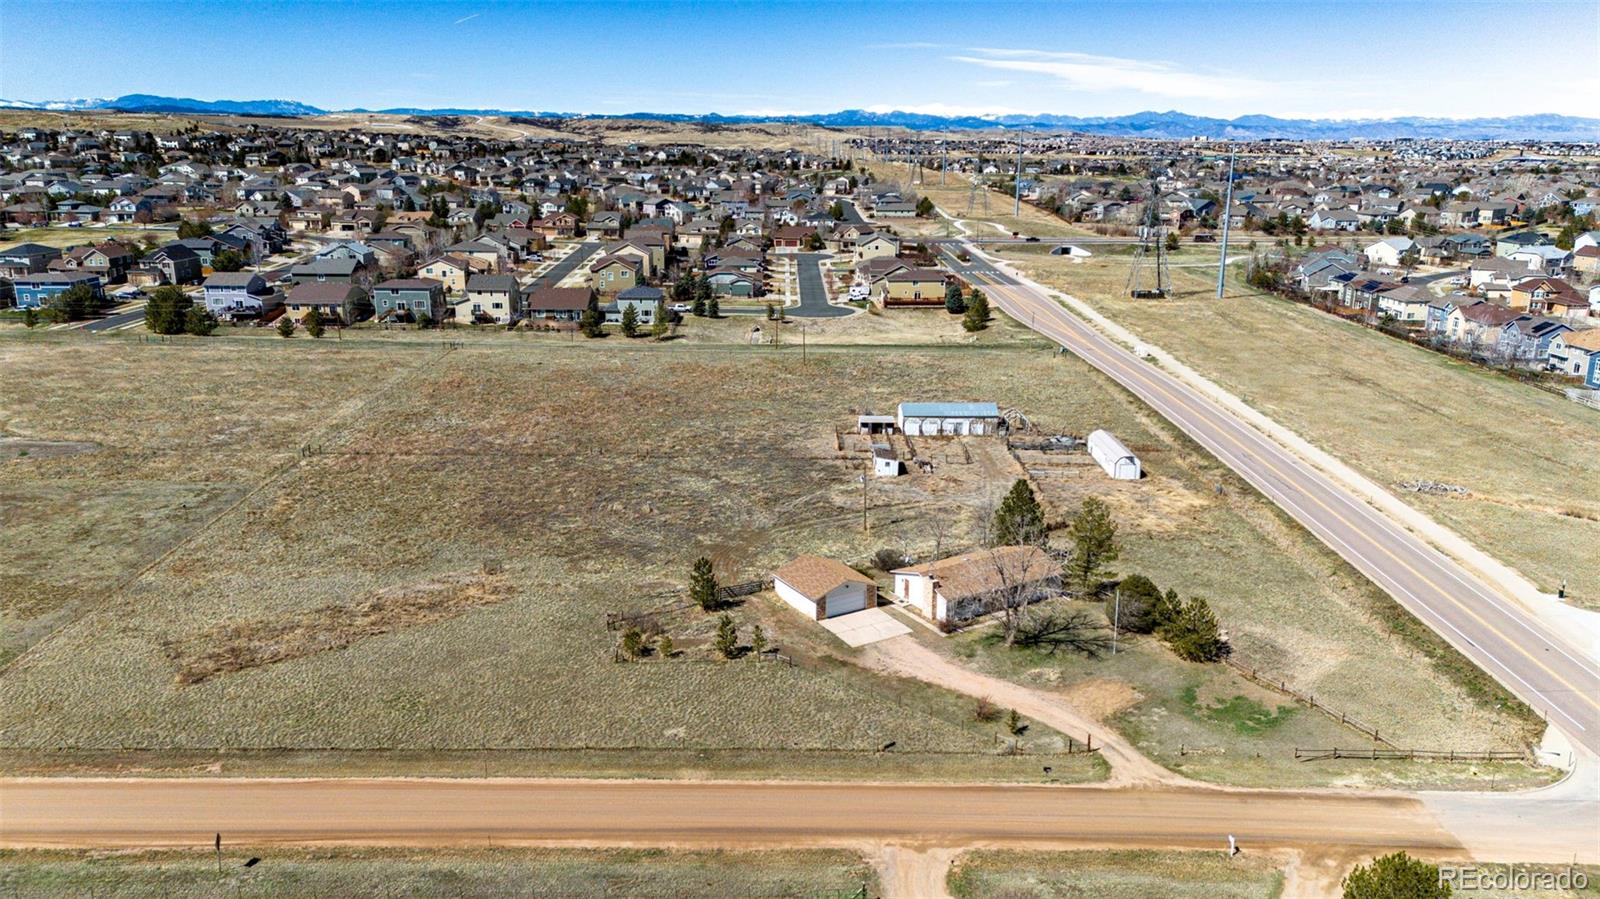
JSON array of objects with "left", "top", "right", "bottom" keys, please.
[
  {"left": 964, "top": 176, "right": 992, "bottom": 216},
  {"left": 1127, "top": 174, "right": 1170, "bottom": 299}
]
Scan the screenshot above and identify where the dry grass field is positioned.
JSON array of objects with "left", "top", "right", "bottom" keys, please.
[
  {"left": 948, "top": 849, "right": 1285, "bottom": 899},
  {"left": 992, "top": 244, "right": 1600, "bottom": 606},
  {"left": 0, "top": 223, "right": 176, "bottom": 249},
  {"left": 0, "top": 847, "right": 878, "bottom": 899},
  {"left": 0, "top": 332, "right": 1116, "bottom": 780}
]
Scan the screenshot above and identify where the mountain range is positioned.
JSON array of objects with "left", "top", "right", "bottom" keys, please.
[{"left": 2, "top": 94, "right": 1597, "bottom": 141}]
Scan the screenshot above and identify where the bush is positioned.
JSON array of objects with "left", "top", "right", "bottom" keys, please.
[
  {"left": 1110, "top": 574, "right": 1163, "bottom": 634},
  {"left": 1342, "top": 852, "right": 1448, "bottom": 899},
  {"left": 183, "top": 305, "right": 218, "bottom": 336},
  {"left": 1161, "top": 596, "right": 1226, "bottom": 663},
  {"left": 873, "top": 548, "right": 910, "bottom": 571},
  {"left": 276, "top": 315, "right": 295, "bottom": 338},
  {"left": 974, "top": 696, "right": 1000, "bottom": 722}
]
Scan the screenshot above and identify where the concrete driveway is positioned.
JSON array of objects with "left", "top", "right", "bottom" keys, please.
[{"left": 820, "top": 607, "right": 911, "bottom": 647}]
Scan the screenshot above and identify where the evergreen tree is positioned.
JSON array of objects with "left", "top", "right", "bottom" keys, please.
[
  {"left": 750, "top": 624, "right": 767, "bottom": 658},
  {"left": 620, "top": 627, "right": 645, "bottom": 659},
  {"left": 706, "top": 294, "right": 720, "bottom": 318},
  {"left": 692, "top": 292, "right": 707, "bottom": 317},
  {"left": 991, "top": 479, "right": 1046, "bottom": 546},
  {"left": 22, "top": 307, "right": 38, "bottom": 328},
  {"left": 44, "top": 283, "right": 100, "bottom": 323},
  {"left": 962, "top": 288, "right": 990, "bottom": 332},
  {"left": 1007, "top": 708, "right": 1023, "bottom": 735},
  {"left": 579, "top": 306, "right": 604, "bottom": 338},
  {"left": 1063, "top": 496, "right": 1119, "bottom": 595},
  {"left": 694, "top": 275, "right": 712, "bottom": 312},
  {"left": 1165, "top": 596, "right": 1225, "bottom": 662},
  {"left": 689, "top": 556, "right": 719, "bottom": 611},
  {"left": 944, "top": 281, "right": 966, "bottom": 315},
  {"left": 915, "top": 196, "right": 935, "bottom": 217},
  {"left": 303, "top": 307, "right": 325, "bottom": 338},
  {"left": 1150, "top": 588, "right": 1183, "bottom": 634},
  {"left": 183, "top": 304, "right": 218, "bottom": 336},
  {"left": 211, "top": 249, "right": 244, "bottom": 272},
  {"left": 620, "top": 303, "right": 639, "bottom": 337},
  {"left": 1342, "top": 852, "right": 1448, "bottom": 899},
  {"left": 276, "top": 315, "right": 295, "bottom": 338},
  {"left": 1111, "top": 574, "right": 1163, "bottom": 634},
  {"left": 144, "top": 285, "right": 192, "bottom": 335},
  {"left": 713, "top": 613, "right": 739, "bottom": 658}
]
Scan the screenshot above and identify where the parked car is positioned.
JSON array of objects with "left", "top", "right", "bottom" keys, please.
[{"left": 670, "top": 302, "right": 691, "bottom": 313}]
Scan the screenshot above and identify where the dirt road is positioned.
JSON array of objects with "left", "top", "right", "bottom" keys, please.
[
  {"left": 1, "top": 778, "right": 1461, "bottom": 855},
  {"left": 862, "top": 635, "right": 1178, "bottom": 786}
]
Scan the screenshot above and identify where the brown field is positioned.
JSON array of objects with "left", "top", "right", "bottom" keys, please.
[
  {"left": 949, "top": 849, "right": 1285, "bottom": 899},
  {"left": 991, "top": 243, "right": 1600, "bottom": 607},
  {"left": 0, "top": 847, "right": 879, "bottom": 899},
  {"left": 0, "top": 322, "right": 1543, "bottom": 787}
]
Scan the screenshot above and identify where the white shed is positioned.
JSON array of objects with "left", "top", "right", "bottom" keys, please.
[
  {"left": 896, "top": 402, "right": 1001, "bottom": 437},
  {"left": 1087, "top": 429, "right": 1141, "bottom": 480},
  {"left": 773, "top": 555, "right": 877, "bottom": 620}
]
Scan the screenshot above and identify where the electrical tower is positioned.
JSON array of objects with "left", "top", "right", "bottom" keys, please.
[
  {"left": 1127, "top": 174, "right": 1170, "bottom": 299},
  {"left": 964, "top": 176, "right": 992, "bottom": 216}
]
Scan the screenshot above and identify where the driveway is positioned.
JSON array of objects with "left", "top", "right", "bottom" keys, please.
[
  {"left": 528, "top": 240, "right": 601, "bottom": 289},
  {"left": 723, "top": 252, "right": 855, "bottom": 318},
  {"left": 819, "top": 607, "right": 910, "bottom": 647}
]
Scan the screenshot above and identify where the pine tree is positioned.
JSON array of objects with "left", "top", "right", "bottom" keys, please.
[
  {"left": 713, "top": 613, "right": 739, "bottom": 659},
  {"left": 706, "top": 294, "right": 720, "bottom": 318},
  {"left": 1064, "top": 496, "right": 1119, "bottom": 595},
  {"left": 689, "top": 556, "right": 719, "bottom": 611},
  {"left": 1166, "top": 597, "right": 1225, "bottom": 662},
  {"left": 620, "top": 304, "right": 639, "bottom": 337},
  {"left": 620, "top": 627, "right": 645, "bottom": 659},
  {"left": 991, "top": 479, "right": 1046, "bottom": 546},
  {"left": 962, "top": 288, "right": 990, "bottom": 332},
  {"left": 22, "top": 307, "right": 38, "bottom": 328},
  {"left": 145, "top": 285, "right": 192, "bottom": 335},
  {"left": 751, "top": 624, "right": 767, "bottom": 659},
  {"left": 303, "top": 307, "right": 325, "bottom": 338},
  {"left": 944, "top": 281, "right": 966, "bottom": 315},
  {"left": 692, "top": 293, "right": 707, "bottom": 317},
  {"left": 1150, "top": 588, "right": 1183, "bottom": 634},
  {"left": 276, "top": 315, "right": 295, "bottom": 338},
  {"left": 1111, "top": 574, "right": 1163, "bottom": 634},
  {"left": 579, "top": 306, "right": 604, "bottom": 338},
  {"left": 183, "top": 305, "right": 218, "bottom": 336},
  {"left": 657, "top": 634, "right": 674, "bottom": 659},
  {"left": 1007, "top": 708, "right": 1023, "bottom": 735}
]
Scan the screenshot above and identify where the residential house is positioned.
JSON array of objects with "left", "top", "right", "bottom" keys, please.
[
  {"left": 285, "top": 280, "right": 369, "bottom": 325},
  {"left": 855, "top": 232, "right": 900, "bottom": 261},
  {"left": 603, "top": 285, "right": 662, "bottom": 324},
  {"left": 890, "top": 545, "right": 1058, "bottom": 625},
  {"left": 371, "top": 278, "right": 446, "bottom": 321},
  {"left": 202, "top": 271, "right": 280, "bottom": 317},
  {"left": 458, "top": 274, "right": 521, "bottom": 324},
  {"left": 1510, "top": 277, "right": 1586, "bottom": 318},
  {"left": 1497, "top": 316, "right": 1571, "bottom": 367},
  {"left": 875, "top": 268, "right": 947, "bottom": 307},
  {"left": 137, "top": 244, "right": 203, "bottom": 286},
  {"left": 418, "top": 254, "right": 479, "bottom": 294},
  {"left": 1363, "top": 236, "right": 1417, "bottom": 269},
  {"left": 1375, "top": 285, "right": 1432, "bottom": 326},
  {"left": 0, "top": 242, "right": 61, "bottom": 277},
  {"left": 1548, "top": 329, "right": 1600, "bottom": 380},
  {"left": 589, "top": 254, "right": 644, "bottom": 294},
  {"left": 523, "top": 286, "right": 593, "bottom": 322},
  {"left": 10, "top": 272, "right": 104, "bottom": 309}
]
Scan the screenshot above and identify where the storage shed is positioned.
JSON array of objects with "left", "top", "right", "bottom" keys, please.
[
  {"left": 1087, "top": 429, "right": 1141, "bottom": 480},
  {"left": 774, "top": 556, "right": 877, "bottom": 620},
  {"left": 896, "top": 402, "right": 1001, "bottom": 437}
]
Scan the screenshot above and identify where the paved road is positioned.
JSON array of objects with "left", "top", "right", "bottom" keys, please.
[
  {"left": 80, "top": 304, "right": 146, "bottom": 332},
  {"left": 723, "top": 252, "right": 854, "bottom": 318},
  {"left": 0, "top": 778, "right": 1463, "bottom": 855},
  {"left": 948, "top": 241, "right": 1600, "bottom": 754},
  {"left": 527, "top": 240, "right": 601, "bottom": 289}
]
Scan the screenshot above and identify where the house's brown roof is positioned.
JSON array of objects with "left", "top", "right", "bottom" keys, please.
[
  {"left": 525, "top": 286, "right": 593, "bottom": 311},
  {"left": 774, "top": 555, "right": 872, "bottom": 602},
  {"left": 894, "top": 546, "right": 1056, "bottom": 601},
  {"left": 1561, "top": 329, "right": 1600, "bottom": 352}
]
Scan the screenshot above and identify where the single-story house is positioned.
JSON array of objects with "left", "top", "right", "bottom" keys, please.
[
  {"left": 284, "top": 280, "right": 369, "bottom": 324},
  {"left": 524, "top": 286, "right": 593, "bottom": 322},
  {"left": 773, "top": 555, "right": 877, "bottom": 620},
  {"left": 891, "top": 545, "right": 1058, "bottom": 624}
]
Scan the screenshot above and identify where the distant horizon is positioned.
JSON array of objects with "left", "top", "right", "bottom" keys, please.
[
  {"left": 2, "top": 93, "right": 1595, "bottom": 127},
  {"left": 3, "top": 0, "right": 1597, "bottom": 121}
]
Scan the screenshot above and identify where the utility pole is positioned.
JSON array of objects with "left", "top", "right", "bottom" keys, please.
[
  {"left": 942, "top": 142, "right": 948, "bottom": 186},
  {"left": 1013, "top": 136, "right": 1023, "bottom": 217},
  {"left": 1111, "top": 589, "right": 1121, "bottom": 654},
  {"left": 1216, "top": 148, "right": 1236, "bottom": 299}
]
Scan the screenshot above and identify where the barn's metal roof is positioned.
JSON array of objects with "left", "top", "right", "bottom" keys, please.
[{"left": 897, "top": 402, "right": 999, "bottom": 419}]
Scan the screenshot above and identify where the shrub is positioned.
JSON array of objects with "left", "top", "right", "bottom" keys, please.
[
  {"left": 873, "top": 548, "right": 910, "bottom": 571},
  {"left": 974, "top": 696, "right": 1000, "bottom": 722},
  {"left": 1342, "top": 852, "right": 1448, "bottom": 899}
]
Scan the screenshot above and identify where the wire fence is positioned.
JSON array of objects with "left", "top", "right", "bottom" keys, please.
[
  {"left": 1222, "top": 657, "right": 1396, "bottom": 747},
  {"left": 1294, "top": 747, "right": 1525, "bottom": 762}
]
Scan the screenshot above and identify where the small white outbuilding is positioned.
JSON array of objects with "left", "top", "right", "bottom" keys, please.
[
  {"left": 1087, "top": 429, "right": 1141, "bottom": 480},
  {"left": 774, "top": 555, "right": 878, "bottom": 620}
]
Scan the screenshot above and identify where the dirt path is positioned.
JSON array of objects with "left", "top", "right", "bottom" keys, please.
[
  {"left": 874, "top": 845, "right": 957, "bottom": 899},
  {"left": 859, "top": 635, "right": 1182, "bottom": 787}
]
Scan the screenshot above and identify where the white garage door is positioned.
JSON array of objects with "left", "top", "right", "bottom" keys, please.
[{"left": 823, "top": 584, "right": 868, "bottom": 618}]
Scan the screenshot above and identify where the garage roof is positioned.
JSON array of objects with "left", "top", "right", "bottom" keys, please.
[{"left": 774, "top": 555, "right": 872, "bottom": 602}]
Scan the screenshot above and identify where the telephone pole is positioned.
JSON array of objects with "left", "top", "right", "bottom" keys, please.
[
  {"left": 1013, "top": 136, "right": 1023, "bottom": 217},
  {"left": 1216, "top": 148, "right": 1236, "bottom": 299}
]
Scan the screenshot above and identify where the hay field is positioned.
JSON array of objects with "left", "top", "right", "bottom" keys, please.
[
  {"left": 0, "top": 847, "right": 878, "bottom": 899},
  {"left": 949, "top": 849, "right": 1284, "bottom": 899},
  {"left": 994, "top": 244, "right": 1600, "bottom": 606}
]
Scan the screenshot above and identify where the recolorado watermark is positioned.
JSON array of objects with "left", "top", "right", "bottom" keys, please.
[{"left": 1440, "top": 865, "right": 1588, "bottom": 892}]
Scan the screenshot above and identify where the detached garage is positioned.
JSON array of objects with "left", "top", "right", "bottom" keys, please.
[{"left": 774, "top": 555, "right": 877, "bottom": 620}]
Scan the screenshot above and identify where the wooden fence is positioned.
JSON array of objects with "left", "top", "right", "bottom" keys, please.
[
  {"left": 1223, "top": 657, "right": 1396, "bottom": 747},
  {"left": 1294, "top": 747, "right": 1525, "bottom": 763}
]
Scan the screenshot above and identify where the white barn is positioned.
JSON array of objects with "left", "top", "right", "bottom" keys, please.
[
  {"left": 1087, "top": 429, "right": 1141, "bottom": 480},
  {"left": 896, "top": 402, "right": 1001, "bottom": 437},
  {"left": 773, "top": 555, "right": 877, "bottom": 620}
]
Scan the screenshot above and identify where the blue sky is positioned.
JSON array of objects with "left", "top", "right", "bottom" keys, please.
[{"left": 3, "top": 0, "right": 1597, "bottom": 119}]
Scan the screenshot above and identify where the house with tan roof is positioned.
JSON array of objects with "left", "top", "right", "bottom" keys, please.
[
  {"left": 773, "top": 556, "right": 877, "bottom": 620},
  {"left": 891, "top": 545, "right": 1058, "bottom": 624}
]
